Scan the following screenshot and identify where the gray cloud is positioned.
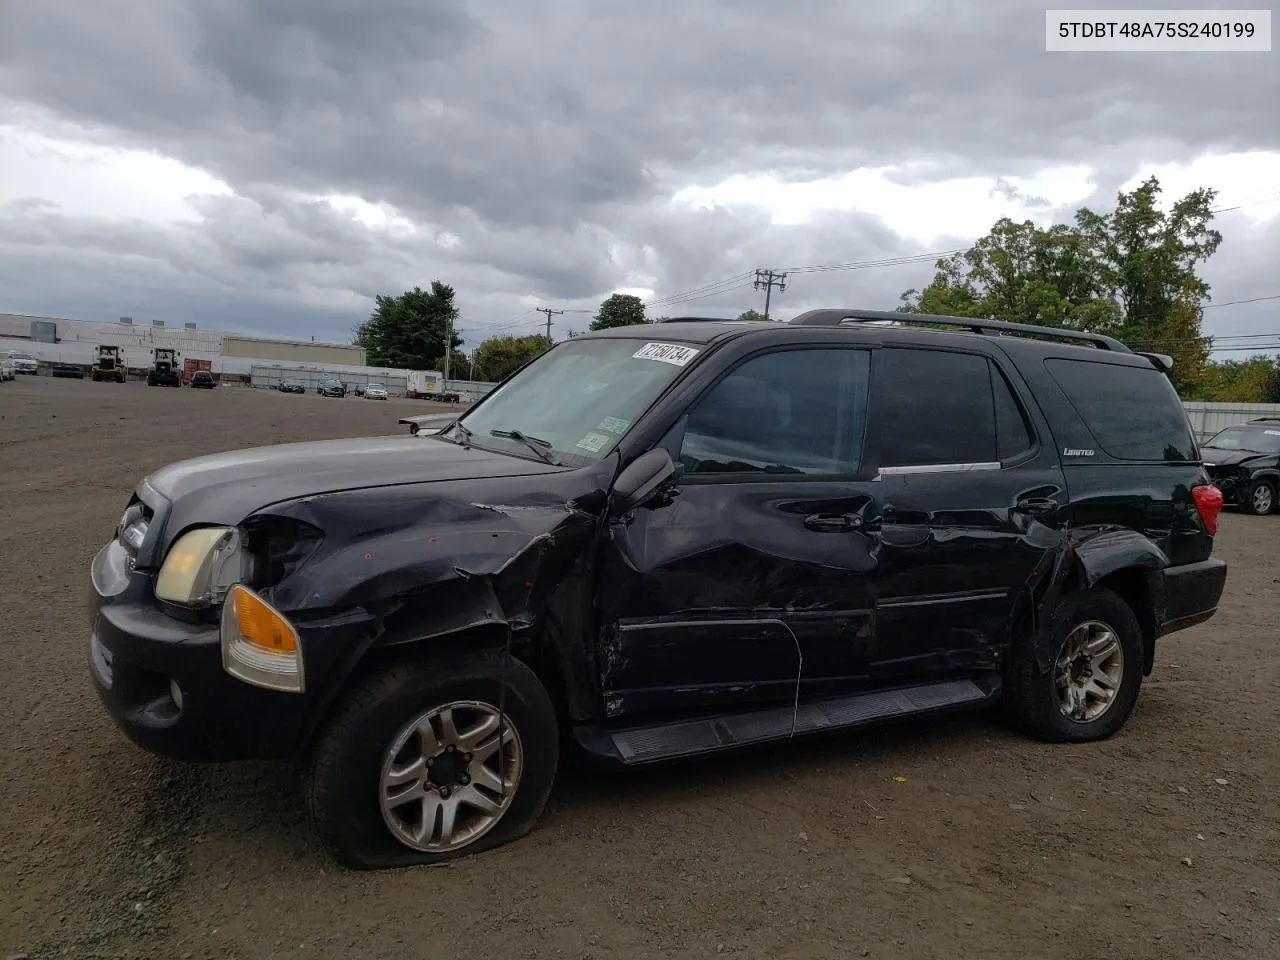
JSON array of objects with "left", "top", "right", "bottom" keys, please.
[{"left": 0, "top": 0, "right": 1276, "bottom": 347}]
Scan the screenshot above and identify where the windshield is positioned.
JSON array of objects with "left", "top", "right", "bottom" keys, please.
[
  {"left": 1204, "top": 425, "right": 1280, "bottom": 454},
  {"left": 453, "top": 336, "right": 701, "bottom": 463}
]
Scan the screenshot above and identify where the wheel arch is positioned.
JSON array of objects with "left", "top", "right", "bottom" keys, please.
[
  {"left": 1028, "top": 527, "right": 1168, "bottom": 675},
  {"left": 299, "top": 614, "right": 579, "bottom": 756}
]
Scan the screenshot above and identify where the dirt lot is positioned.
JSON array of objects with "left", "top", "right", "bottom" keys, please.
[{"left": 1, "top": 375, "right": 1277, "bottom": 960}]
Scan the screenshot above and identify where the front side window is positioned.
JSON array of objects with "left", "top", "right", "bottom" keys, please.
[
  {"left": 456, "top": 337, "right": 700, "bottom": 463},
  {"left": 678, "top": 348, "right": 871, "bottom": 475}
]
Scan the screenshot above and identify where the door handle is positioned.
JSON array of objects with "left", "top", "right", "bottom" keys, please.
[
  {"left": 1014, "top": 497, "right": 1058, "bottom": 516},
  {"left": 803, "top": 513, "right": 863, "bottom": 532}
]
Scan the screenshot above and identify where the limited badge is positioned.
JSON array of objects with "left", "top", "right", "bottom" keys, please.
[{"left": 632, "top": 342, "right": 699, "bottom": 366}]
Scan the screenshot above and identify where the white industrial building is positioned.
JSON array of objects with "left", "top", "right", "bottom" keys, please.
[
  {"left": 0, "top": 311, "right": 495, "bottom": 400},
  {"left": 0, "top": 311, "right": 366, "bottom": 373}
]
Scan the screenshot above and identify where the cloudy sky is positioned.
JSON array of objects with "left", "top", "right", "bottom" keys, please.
[{"left": 1, "top": 0, "right": 1277, "bottom": 352}]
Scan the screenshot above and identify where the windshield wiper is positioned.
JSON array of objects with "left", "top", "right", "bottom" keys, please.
[{"left": 490, "top": 429, "right": 560, "bottom": 465}]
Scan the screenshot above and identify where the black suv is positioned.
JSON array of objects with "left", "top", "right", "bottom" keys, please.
[
  {"left": 1201, "top": 417, "right": 1280, "bottom": 515},
  {"left": 87, "top": 308, "right": 1227, "bottom": 870}
]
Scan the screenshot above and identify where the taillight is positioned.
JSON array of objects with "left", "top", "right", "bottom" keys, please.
[{"left": 1191, "top": 484, "right": 1224, "bottom": 536}]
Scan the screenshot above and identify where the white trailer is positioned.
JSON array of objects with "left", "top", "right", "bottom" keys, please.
[{"left": 405, "top": 370, "right": 460, "bottom": 402}]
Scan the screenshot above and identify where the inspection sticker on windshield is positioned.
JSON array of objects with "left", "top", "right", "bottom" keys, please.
[
  {"left": 575, "top": 432, "right": 610, "bottom": 453},
  {"left": 633, "top": 342, "right": 699, "bottom": 366},
  {"left": 598, "top": 416, "right": 630, "bottom": 435}
]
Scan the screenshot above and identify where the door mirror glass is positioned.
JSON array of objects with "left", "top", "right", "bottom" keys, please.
[{"left": 612, "top": 448, "right": 679, "bottom": 514}]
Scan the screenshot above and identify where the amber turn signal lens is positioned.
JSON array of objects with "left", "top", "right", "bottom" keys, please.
[
  {"left": 230, "top": 584, "right": 297, "bottom": 653},
  {"left": 220, "top": 584, "right": 304, "bottom": 693}
]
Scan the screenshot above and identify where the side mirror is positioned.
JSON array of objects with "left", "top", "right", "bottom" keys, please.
[{"left": 612, "top": 448, "right": 679, "bottom": 515}]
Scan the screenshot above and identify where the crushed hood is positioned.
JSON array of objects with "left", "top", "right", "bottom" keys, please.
[
  {"left": 135, "top": 435, "right": 571, "bottom": 566},
  {"left": 1202, "top": 448, "right": 1270, "bottom": 468}
]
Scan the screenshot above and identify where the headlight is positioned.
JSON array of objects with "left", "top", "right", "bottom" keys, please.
[
  {"left": 155, "top": 526, "right": 251, "bottom": 606},
  {"left": 221, "top": 584, "right": 304, "bottom": 693}
]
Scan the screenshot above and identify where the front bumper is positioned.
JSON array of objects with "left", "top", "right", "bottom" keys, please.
[
  {"left": 88, "top": 541, "right": 364, "bottom": 762},
  {"left": 1152, "top": 557, "right": 1228, "bottom": 637}
]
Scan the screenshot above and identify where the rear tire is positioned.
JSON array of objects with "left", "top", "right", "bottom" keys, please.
[
  {"left": 1004, "top": 587, "right": 1143, "bottom": 743},
  {"left": 304, "top": 648, "right": 559, "bottom": 870}
]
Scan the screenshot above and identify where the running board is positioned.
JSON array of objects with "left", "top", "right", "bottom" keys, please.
[{"left": 574, "top": 677, "right": 1000, "bottom": 765}]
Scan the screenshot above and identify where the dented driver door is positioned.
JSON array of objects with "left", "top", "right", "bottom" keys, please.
[{"left": 593, "top": 345, "right": 880, "bottom": 722}]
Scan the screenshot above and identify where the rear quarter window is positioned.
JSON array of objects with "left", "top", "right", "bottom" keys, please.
[{"left": 1044, "top": 357, "right": 1197, "bottom": 462}]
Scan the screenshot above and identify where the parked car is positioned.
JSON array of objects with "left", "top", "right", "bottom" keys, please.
[
  {"left": 87, "top": 308, "right": 1226, "bottom": 870},
  {"left": 9, "top": 351, "right": 38, "bottom": 375},
  {"left": 279, "top": 379, "right": 306, "bottom": 394},
  {"left": 353, "top": 384, "right": 366, "bottom": 397},
  {"left": 364, "top": 383, "right": 388, "bottom": 400},
  {"left": 318, "top": 378, "right": 346, "bottom": 398},
  {"left": 1201, "top": 417, "right": 1280, "bottom": 515},
  {"left": 189, "top": 370, "right": 216, "bottom": 389},
  {"left": 51, "top": 362, "right": 85, "bottom": 379}
]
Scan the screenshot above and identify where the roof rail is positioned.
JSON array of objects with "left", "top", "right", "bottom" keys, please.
[
  {"left": 787, "top": 308, "right": 1130, "bottom": 353},
  {"left": 650, "top": 321, "right": 742, "bottom": 330}
]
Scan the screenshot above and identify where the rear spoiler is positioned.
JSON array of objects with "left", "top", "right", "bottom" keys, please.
[
  {"left": 1138, "top": 352, "right": 1174, "bottom": 373},
  {"left": 398, "top": 413, "right": 458, "bottom": 435}
]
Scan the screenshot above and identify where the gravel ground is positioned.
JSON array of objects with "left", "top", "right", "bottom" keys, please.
[{"left": 1, "top": 375, "right": 1277, "bottom": 960}]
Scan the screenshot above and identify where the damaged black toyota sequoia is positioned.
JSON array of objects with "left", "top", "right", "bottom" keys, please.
[{"left": 89, "top": 308, "right": 1229, "bottom": 869}]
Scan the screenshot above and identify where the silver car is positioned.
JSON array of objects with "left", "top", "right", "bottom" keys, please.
[{"left": 364, "top": 383, "right": 388, "bottom": 400}]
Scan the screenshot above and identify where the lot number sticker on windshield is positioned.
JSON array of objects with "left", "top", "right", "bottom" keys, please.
[
  {"left": 633, "top": 342, "right": 699, "bottom": 366},
  {"left": 575, "top": 432, "right": 610, "bottom": 453},
  {"left": 598, "top": 416, "right": 630, "bottom": 435}
]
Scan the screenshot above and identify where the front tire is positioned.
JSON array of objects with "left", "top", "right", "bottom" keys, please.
[
  {"left": 1004, "top": 587, "right": 1143, "bottom": 743},
  {"left": 1241, "top": 479, "right": 1275, "bottom": 516},
  {"left": 304, "top": 649, "right": 559, "bottom": 869}
]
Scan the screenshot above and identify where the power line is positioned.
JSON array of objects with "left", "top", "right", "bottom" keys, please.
[
  {"left": 1203, "top": 293, "right": 1280, "bottom": 309},
  {"left": 1211, "top": 192, "right": 1280, "bottom": 214}
]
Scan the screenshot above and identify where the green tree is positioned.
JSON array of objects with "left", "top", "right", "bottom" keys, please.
[
  {"left": 1201, "top": 356, "right": 1276, "bottom": 402},
  {"left": 590, "top": 293, "right": 647, "bottom": 330},
  {"left": 1264, "top": 364, "right": 1280, "bottom": 404},
  {"left": 355, "top": 282, "right": 463, "bottom": 370},
  {"left": 898, "top": 176, "right": 1222, "bottom": 396},
  {"left": 471, "top": 334, "right": 552, "bottom": 382},
  {"left": 735, "top": 309, "right": 769, "bottom": 322}
]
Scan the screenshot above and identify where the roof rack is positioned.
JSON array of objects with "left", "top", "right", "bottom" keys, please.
[
  {"left": 653, "top": 316, "right": 741, "bottom": 323},
  {"left": 787, "top": 308, "right": 1130, "bottom": 353}
]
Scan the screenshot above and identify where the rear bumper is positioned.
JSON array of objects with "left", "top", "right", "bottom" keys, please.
[{"left": 1153, "top": 557, "right": 1228, "bottom": 636}]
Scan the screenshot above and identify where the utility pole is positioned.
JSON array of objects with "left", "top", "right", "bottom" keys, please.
[
  {"left": 753, "top": 269, "right": 788, "bottom": 320},
  {"left": 443, "top": 314, "right": 453, "bottom": 384},
  {"left": 536, "top": 307, "right": 564, "bottom": 343}
]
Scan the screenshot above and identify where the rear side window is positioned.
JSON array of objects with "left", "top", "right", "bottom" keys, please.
[
  {"left": 872, "top": 348, "right": 999, "bottom": 467},
  {"left": 1045, "top": 358, "right": 1197, "bottom": 462}
]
